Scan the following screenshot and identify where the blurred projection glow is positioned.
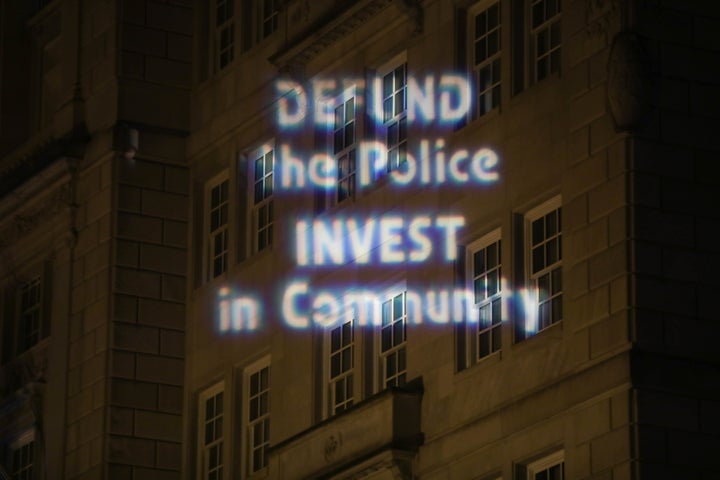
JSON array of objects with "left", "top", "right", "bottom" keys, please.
[{"left": 217, "top": 287, "right": 261, "bottom": 332}]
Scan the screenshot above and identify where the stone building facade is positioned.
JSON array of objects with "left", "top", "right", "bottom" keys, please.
[{"left": 0, "top": 0, "right": 718, "bottom": 479}]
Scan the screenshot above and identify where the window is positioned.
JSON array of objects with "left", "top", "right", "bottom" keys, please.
[
  {"left": 380, "top": 292, "right": 407, "bottom": 388},
  {"left": 468, "top": 231, "right": 502, "bottom": 362},
  {"left": 214, "top": 0, "right": 235, "bottom": 70},
  {"left": 18, "top": 277, "right": 42, "bottom": 353},
  {"left": 334, "top": 94, "right": 357, "bottom": 203},
  {"left": 246, "top": 360, "right": 270, "bottom": 474},
  {"left": 10, "top": 438, "right": 35, "bottom": 480},
  {"left": 328, "top": 320, "right": 355, "bottom": 415},
  {"left": 522, "top": 197, "right": 562, "bottom": 339},
  {"left": 519, "top": 450, "right": 565, "bottom": 480},
  {"left": 380, "top": 61, "right": 407, "bottom": 174},
  {"left": 199, "top": 384, "right": 224, "bottom": 480},
  {"left": 531, "top": 0, "right": 561, "bottom": 82},
  {"left": 252, "top": 147, "right": 274, "bottom": 252},
  {"left": 259, "top": 0, "right": 279, "bottom": 39},
  {"left": 470, "top": 2, "right": 502, "bottom": 117},
  {"left": 207, "top": 176, "right": 229, "bottom": 280}
]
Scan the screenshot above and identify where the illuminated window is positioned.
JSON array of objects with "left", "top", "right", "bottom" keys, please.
[
  {"left": 252, "top": 147, "right": 274, "bottom": 252},
  {"left": 531, "top": 0, "right": 561, "bottom": 82},
  {"left": 470, "top": 2, "right": 501, "bottom": 118},
  {"left": 334, "top": 95, "right": 356, "bottom": 203},
  {"left": 199, "top": 385, "right": 224, "bottom": 480},
  {"left": 215, "top": 0, "right": 234, "bottom": 70},
  {"left": 518, "top": 450, "right": 565, "bottom": 480},
  {"left": 380, "top": 62, "right": 407, "bottom": 173},
  {"left": 521, "top": 197, "right": 562, "bottom": 339},
  {"left": 18, "top": 277, "right": 42, "bottom": 353},
  {"left": 246, "top": 360, "right": 270, "bottom": 474},
  {"left": 468, "top": 230, "right": 502, "bottom": 362},
  {"left": 328, "top": 320, "right": 354, "bottom": 415},
  {"left": 207, "top": 176, "right": 229, "bottom": 279},
  {"left": 380, "top": 292, "right": 407, "bottom": 388},
  {"left": 10, "top": 438, "right": 35, "bottom": 480}
]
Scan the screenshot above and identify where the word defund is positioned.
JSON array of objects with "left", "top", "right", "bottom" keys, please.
[
  {"left": 276, "top": 74, "right": 471, "bottom": 127},
  {"left": 294, "top": 214, "right": 465, "bottom": 267},
  {"left": 278, "top": 140, "right": 499, "bottom": 190}
]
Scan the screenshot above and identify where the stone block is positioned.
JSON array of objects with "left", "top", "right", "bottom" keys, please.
[
  {"left": 121, "top": 51, "right": 145, "bottom": 79},
  {"left": 123, "top": 0, "right": 147, "bottom": 25},
  {"left": 667, "top": 430, "right": 720, "bottom": 468},
  {"left": 139, "top": 244, "right": 187, "bottom": 275},
  {"left": 117, "top": 240, "right": 139, "bottom": 267},
  {"left": 77, "top": 167, "right": 101, "bottom": 203},
  {"left": 138, "top": 299, "right": 184, "bottom": 329},
  {"left": 121, "top": 24, "right": 166, "bottom": 57},
  {"left": 566, "top": 284, "right": 609, "bottom": 327},
  {"left": 573, "top": 399, "right": 611, "bottom": 444},
  {"left": 81, "top": 353, "right": 106, "bottom": 388},
  {"left": 118, "top": 212, "right": 163, "bottom": 243},
  {"left": 134, "top": 410, "right": 182, "bottom": 441},
  {"left": 76, "top": 222, "right": 99, "bottom": 257},
  {"left": 156, "top": 441, "right": 181, "bottom": 470},
  {"left": 609, "top": 275, "right": 628, "bottom": 314},
  {"left": 163, "top": 220, "right": 187, "bottom": 247},
  {"left": 563, "top": 151, "right": 608, "bottom": 201},
  {"left": 701, "top": 400, "right": 720, "bottom": 435},
  {"left": 108, "top": 436, "right": 156, "bottom": 467},
  {"left": 564, "top": 193, "right": 588, "bottom": 230},
  {"left": 146, "top": 1, "right": 192, "bottom": 34},
  {"left": 607, "top": 207, "right": 626, "bottom": 246},
  {"left": 108, "top": 464, "right": 133, "bottom": 480},
  {"left": 80, "top": 408, "right": 105, "bottom": 439},
  {"left": 84, "top": 243, "right": 111, "bottom": 279},
  {"left": 566, "top": 261, "right": 588, "bottom": 299},
  {"left": 590, "top": 427, "right": 631, "bottom": 473},
  {"left": 160, "top": 330, "right": 184, "bottom": 358},
  {"left": 136, "top": 354, "right": 184, "bottom": 386},
  {"left": 114, "top": 323, "right": 159, "bottom": 353},
  {"left": 590, "top": 114, "right": 622, "bottom": 155},
  {"left": 158, "top": 385, "right": 182, "bottom": 413},
  {"left": 565, "top": 60, "right": 589, "bottom": 101},
  {"left": 111, "top": 378, "right": 158, "bottom": 409},
  {"left": 588, "top": 175, "right": 625, "bottom": 222},
  {"left": 86, "top": 188, "right": 112, "bottom": 223},
  {"left": 566, "top": 219, "right": 608, "bottom": 263},
  {"left": 133, "top": 468, "right": 181, "bottom": 480},
  {"left": 116, "top": 267, "right": 162, "bottom": 298},
  {"left": 637, "top": 390, "right": 699, "bottom": 431},
  {"left": 167, "top": 33, "right": 192, "bottom": 62},
  {"left": 112, "top": 350, "right": 136, "bottom": 379},
  {"left": 118, "top": 185, "right": 142, "bottom": 212},
  {"left": 140, "top": 190, "right": 188, "bottom": 220},
  {"left": 569, "top": 84, "right": 606, "bottom": 131},
  {"left": 164, "top": 166, "right": 189, "bottom": 194},
  {"left": 119, "top": 157, "right": 165, "bottom": 190},
  {"left": 567, "top": 125, "right": 589, "bottom": 164},
  {"left": 162, "top": 274, "right": 186, "bottom": 301},
  {"left": 588, "top": 242, "right": 626, "bottom": 288},
  {"left": 590, "top": 312, "right": 628, "bottom": 358},
  {"left": 145, "top": 56, "right": 191, "bottom": 87},
  {"left": 115, "top": 294, "right": 138, "bottom": 323},
  {"left": 611, "top": 390, "right": 630, "bottom": 429},
  {"left": 84, "top": 297, "right": 109, "bottom": 333}
]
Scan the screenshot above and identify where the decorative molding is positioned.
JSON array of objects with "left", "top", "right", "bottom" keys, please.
[
  {"left": 586, "top": 0, "right": 619, "bottom": 38},
  {"left": 0, "top": 183, "right": 72, "bottom": 249},
  {"left": 607, "top": 31, "right": 655, "bottom": 131},
  {"left": 323, "top": 432, "right": 342, "bottom": 462}
]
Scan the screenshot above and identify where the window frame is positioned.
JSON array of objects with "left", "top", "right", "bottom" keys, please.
[
  {"left": 468, "top": 0, "right": 502, "bottom": 119},
  {"left": 9, "top": 431, "right": 36, "bottom": 480},
  {"left": 377, "top": 289, "right": 408, "bottom": 390},
  {"left": 525, "top": 449, "right": 565, "bottom": 479},
  {"left": 324, "top": 318, "right": 359, "bottom": 417},
  {"left": 17, "top": 276, "right": 43, "bottom": 354},
  {"left": 523, "top": 196, "right": 562, "bottom": 338},
  {"left": 529, "top": 0, "right": 562, "bottom": 83},
  {"left": 197, "top": 382, "right": 225, "bottom": 480},
  {"left": 205, "top": 172, "right": 230, "bottom": 281},
  {"left": 466, "top": 229, "right": 503, "bottom": 365},
  {"left": 244, "top": 356, "right": 271, "bottom": 476},
  {"left": 213, "top": 0, "right": 235, "bottom": 71},
  {"left": 248, "top": 143, "right": 275, "bottom": 254},
  {"left": 373, "top": 53, "right": 408, "bottom": 180}
]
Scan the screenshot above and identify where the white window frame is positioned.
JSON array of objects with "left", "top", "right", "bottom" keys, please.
[
  {"left": 377, "top": 289, "right": 408, "bottom": 390},
  {"left": 9, "top": 431, "right": 36, "bottom": 480},
  {"left": 244, "top": 356, "right": 270, "bottom": 475},
  {"left": 469, "top": 0, "right": 502, "bottom": 119},
  {"left": 205, "top": 172, "right": 230, "bottom": 281},
  {"left": 530, "top": 0, "right": 562, "bottom": 82},
  {"left": 257, "top": 0, "right": 280, "bottom": 41},
  {"left": 324, "top": 318, "right": 357, "bottom": 417},
  {"left": 466, "top": 229, "right": 503, "bottom": 364},
  {"left": 198, "top": 383, "right": 225, "bottom": 480},
  {"left": 213, "top": 0, "right": 235, "bottom": 71},
  {"left": 374, "top": 53, "right": 408, "bottom": 179},
  {"left": 526, "top": 450, "right": 564, "bottom": 479},
  {"left": 249, "top": 143, "right": 274, "bottom": 254},
  {"left": 525, "top": 196, "right": 562, "bottom": 337}
]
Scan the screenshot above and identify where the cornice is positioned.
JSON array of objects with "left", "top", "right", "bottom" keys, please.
[{"left": 270, "top": 0, "right": 422, "bottom": 77}]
